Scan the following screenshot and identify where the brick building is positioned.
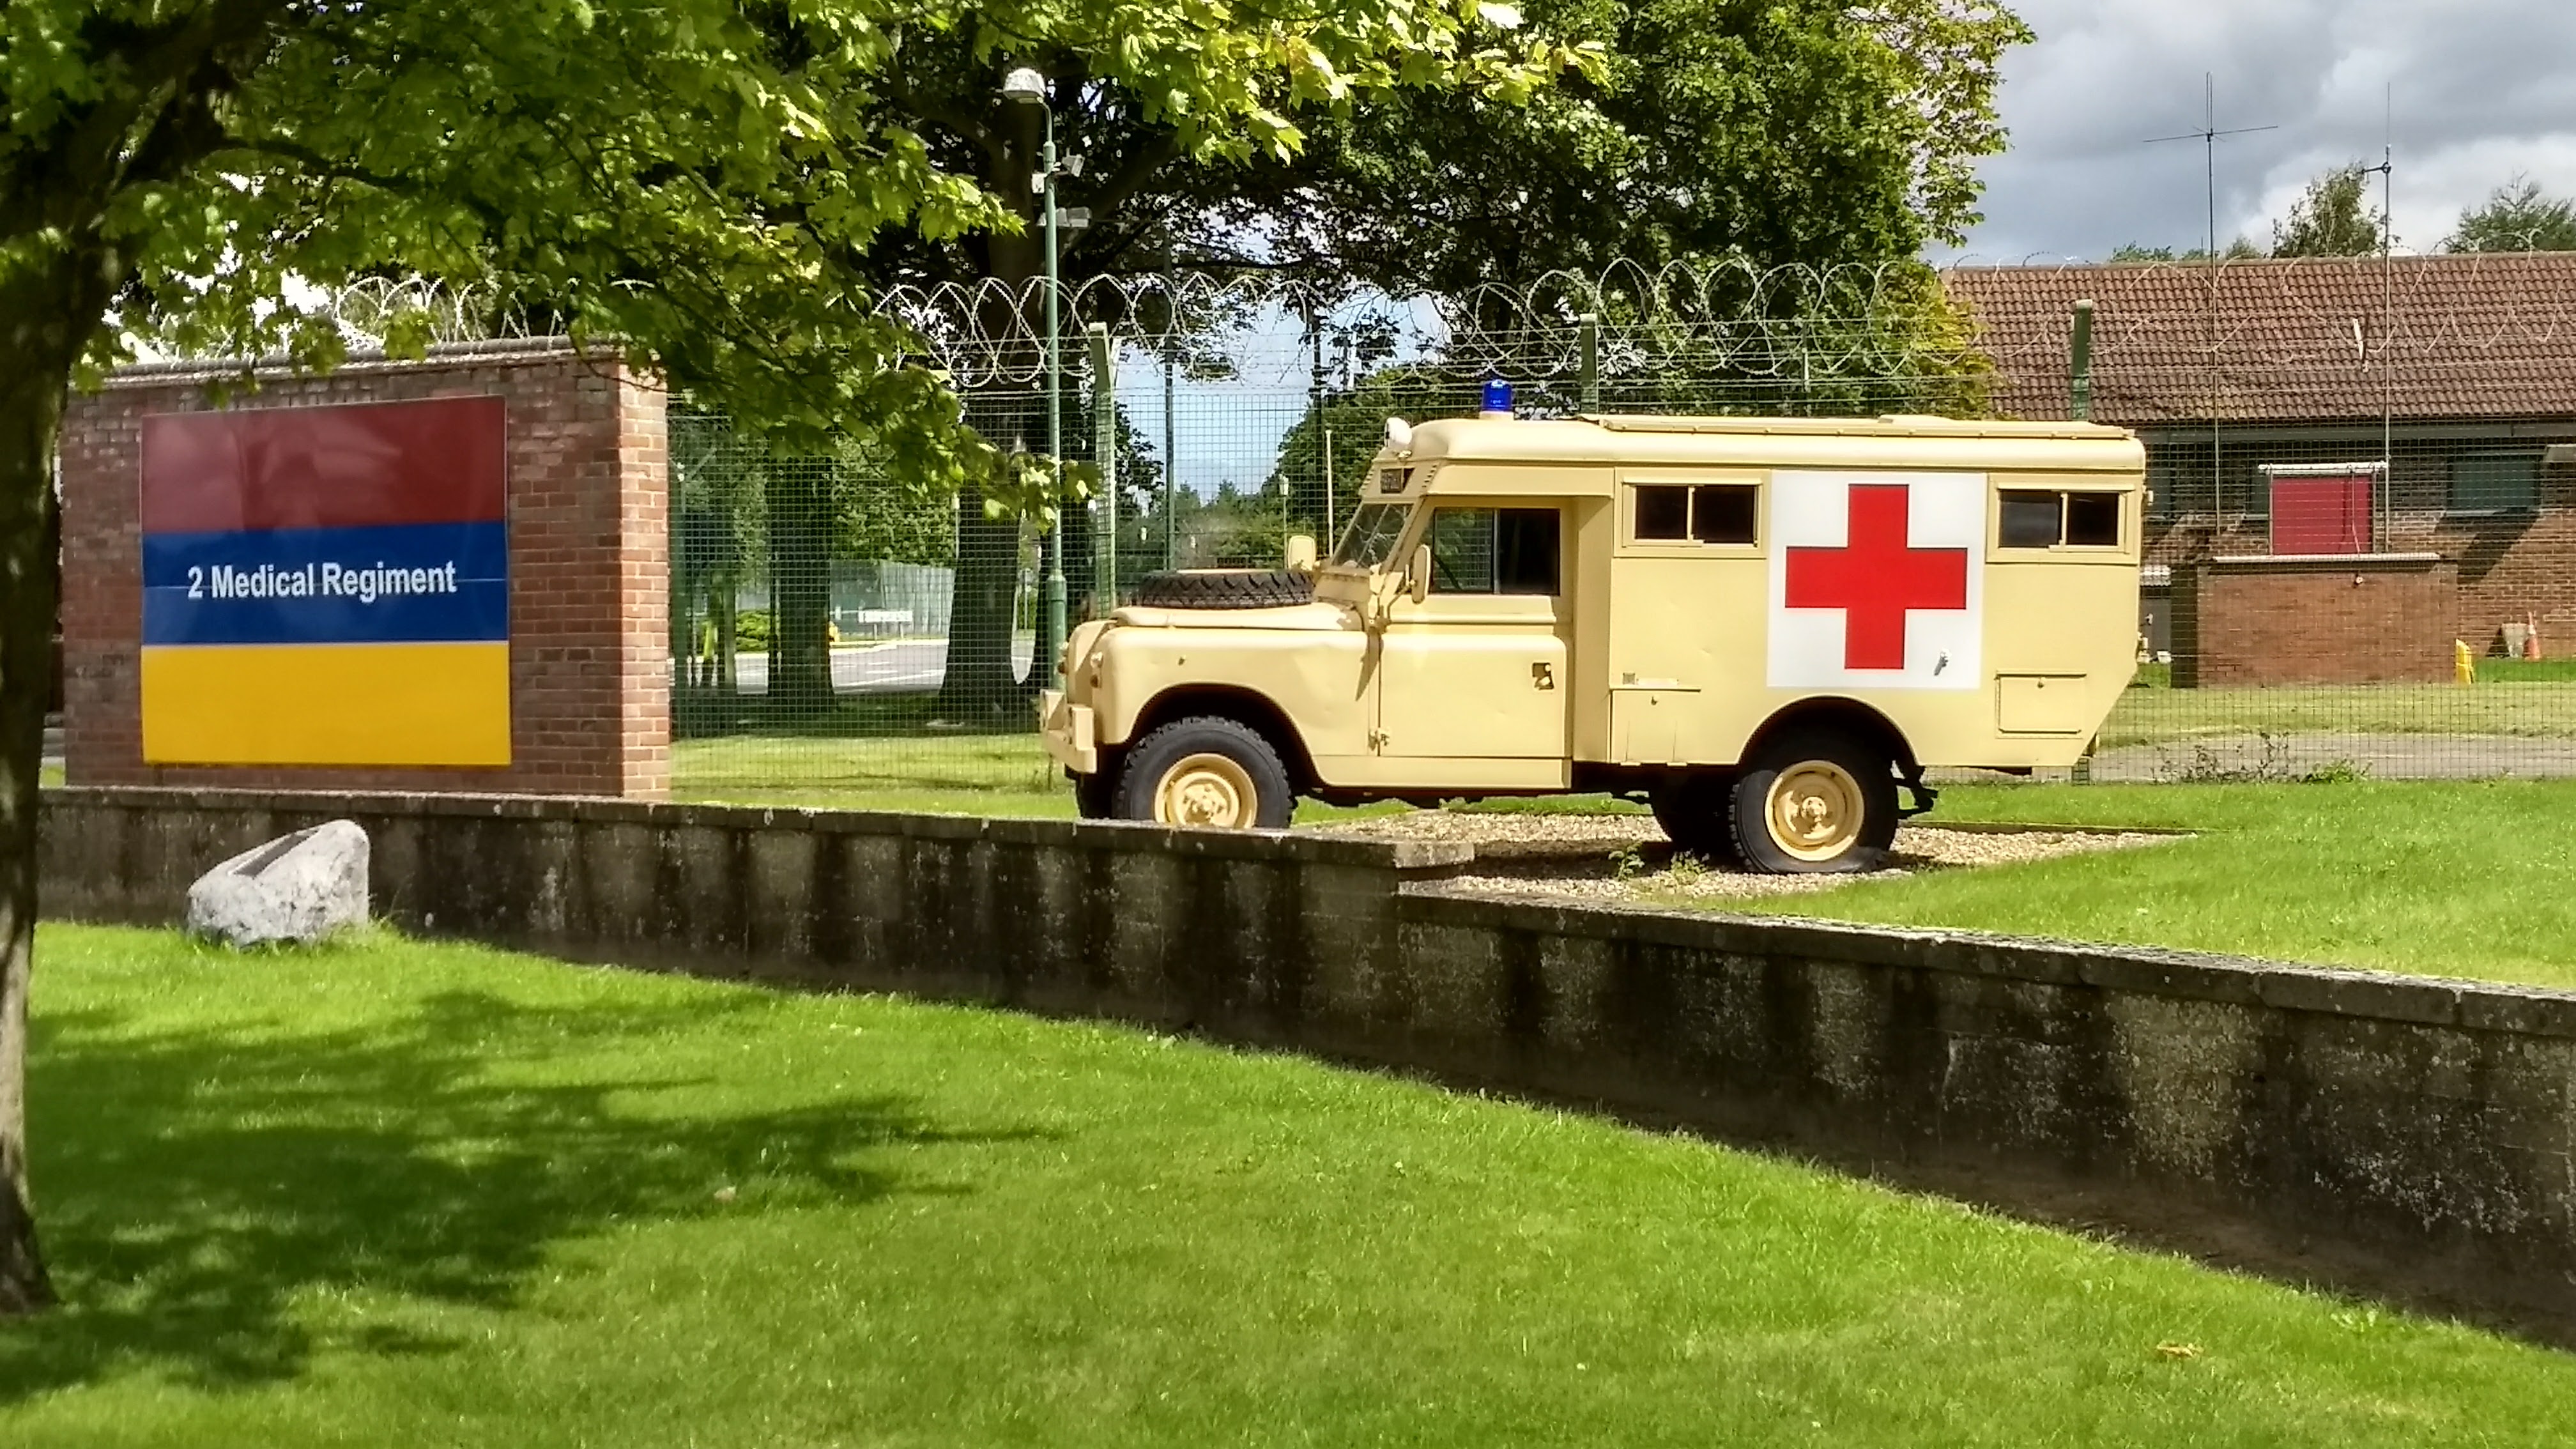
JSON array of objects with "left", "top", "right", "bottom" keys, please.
[{"left": 1947, "top": 254, "right": 2576, "bottom": 663}]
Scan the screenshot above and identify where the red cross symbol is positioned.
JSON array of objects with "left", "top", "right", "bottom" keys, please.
[{"left": 1784, "top": 484, "right": 1969, "bottom": 670}]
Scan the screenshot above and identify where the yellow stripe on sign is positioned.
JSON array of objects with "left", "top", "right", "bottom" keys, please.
[{"left": 142, "top": 642, "right": 511, "bottom": 767}]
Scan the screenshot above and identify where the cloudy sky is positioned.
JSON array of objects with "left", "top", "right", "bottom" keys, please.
[{"left": 1951, "top": 0, "right": 2576, "bottom": 263}]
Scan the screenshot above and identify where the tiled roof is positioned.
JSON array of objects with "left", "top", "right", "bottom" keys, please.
[{"left": 1943, "top": 254, "right": 2576, "bottom": 427}]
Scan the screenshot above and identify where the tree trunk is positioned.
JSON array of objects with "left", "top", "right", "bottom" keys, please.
[
  {"left": 935, "top": 102, "right": 1050, "bottom": 724},
  {"left": 0, "top": 354, "right": 64, "bottom": 1317},
  {"left": 764, "top": 458, "right": 834, "bottom": 713}
]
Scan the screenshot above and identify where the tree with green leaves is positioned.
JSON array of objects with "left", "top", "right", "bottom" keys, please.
[
  {"left": 0, "top": 0, "right": 1575, "bottom": 1317},
  {"left": 2269, "top": 165, "right": 2388, "bottom": 258},
  {"left": 2446, "top": 176, "right": 2576, "bottom": 253},
  {"left": 866, "top": 0, "right": 2026, "bottom": 712},
  {"left": 2108, "top": 240, "right": 2262, "bottom": 262},
  {"left": 1243, "top": 0, "right": 2031, "bottom": 297}
]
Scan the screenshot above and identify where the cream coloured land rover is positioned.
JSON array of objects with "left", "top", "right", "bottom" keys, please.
[{"left": 1040, "top": 413, "right": 2143, "bottom": 873}]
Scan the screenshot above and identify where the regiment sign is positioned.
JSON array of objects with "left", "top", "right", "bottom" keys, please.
[{"left": 139, "top": 397, "right": 511, "bottom": 765}]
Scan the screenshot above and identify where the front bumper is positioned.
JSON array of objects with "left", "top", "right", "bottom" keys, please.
[{"left": 1038, "top": 689, "right": 1098, "bottom": 775}]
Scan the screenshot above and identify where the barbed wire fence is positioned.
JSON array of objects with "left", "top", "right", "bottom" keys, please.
[
  {"left": 204, "top": 256, "right": 2576, "bottom": 805},
  {"left": 663, "top": 262, "right": 1999, "bottom": 807}
]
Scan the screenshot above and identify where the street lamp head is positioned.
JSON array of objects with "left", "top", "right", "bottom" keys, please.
[{"left": 1000, "top": 67, "right": 1048, "bottom": 106}]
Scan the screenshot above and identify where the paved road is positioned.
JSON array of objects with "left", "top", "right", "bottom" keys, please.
[{"left": 710, "top": 638, "right": 1036, "bottom": 697}]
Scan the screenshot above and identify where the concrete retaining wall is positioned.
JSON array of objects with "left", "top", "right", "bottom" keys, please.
[{"left": 37, "top": 786, "right": 2576, "bottom": 1335}]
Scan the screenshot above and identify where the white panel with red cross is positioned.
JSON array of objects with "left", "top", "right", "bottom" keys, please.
[{"left": 1765, "top": 471, "right": 1985, "bottom": 692}]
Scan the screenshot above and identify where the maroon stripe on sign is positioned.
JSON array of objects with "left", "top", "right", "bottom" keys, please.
[{"left": 141, "top": 397, "right": 507, "bottom": 533}]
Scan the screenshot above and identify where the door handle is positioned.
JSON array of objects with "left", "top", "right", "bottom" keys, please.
[{"left": 1531, "top": 661, "right": 1555, "bottom": 691}]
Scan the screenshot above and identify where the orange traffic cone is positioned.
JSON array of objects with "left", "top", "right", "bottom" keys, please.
[{"left": 2526, "top": 613, "right": 2544, "bottom": 661}]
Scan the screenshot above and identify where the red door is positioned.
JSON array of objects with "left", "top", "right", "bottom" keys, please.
[{"left": 2270, "top": 473, "right": 2373, "bottom": 554}]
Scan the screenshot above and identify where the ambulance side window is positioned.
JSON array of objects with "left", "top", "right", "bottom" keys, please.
[
  {"left": 1635, "top": 487, "right": 1690, "bottom": 540},
  {"left": 1632, "top": 484, "right": 1758, "bottom": 545},
  {"left": 1426, "top": 507, "right": 1561, "bottom": 596},
  {"left": 1999, "top": 491, "right": 2062, "bottom": 548},
  {"left": 1998, "top": 489, "right": 2125, "bottom": 549}
]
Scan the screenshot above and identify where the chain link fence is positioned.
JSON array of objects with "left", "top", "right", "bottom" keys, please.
[
  {"left": 668, "top": 263, "right": 2000, "bottom": 807},
  {"left": 1956, "top": 254, "right": 2576, "bottom": 785},
  {"left": 200, "top": 263, "right": 2576, "bottom": 807}
]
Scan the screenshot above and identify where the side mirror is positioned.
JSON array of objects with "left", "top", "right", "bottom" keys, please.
[
  {"left": 1284, "top": 533, "right": 1317, "bottom": 574},
  {"left": 1407, "top": 544, "right": 1432, "bottom": 604}
]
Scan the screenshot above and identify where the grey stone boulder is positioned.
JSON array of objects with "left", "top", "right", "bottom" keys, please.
[{"left": 186, "top": 821, "right": 371, "bottom": 947}]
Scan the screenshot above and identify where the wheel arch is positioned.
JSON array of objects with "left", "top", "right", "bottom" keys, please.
[
  {"left": 1127, "top": 686, "right": 1319, "bottom": 792},
  {"left": 1740, "top": 697, "right": 1920, "bottom": 778}
]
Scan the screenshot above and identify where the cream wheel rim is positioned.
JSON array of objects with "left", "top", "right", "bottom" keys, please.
[
  {"left": 1153, "top": 753, "right": 1260, "bottom": 828},
  {"left": 1765, "top": 760, "right": 1864, "bottom": 862}
]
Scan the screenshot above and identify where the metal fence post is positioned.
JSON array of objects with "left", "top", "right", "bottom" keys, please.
[
  {"left": 2071, "top": 298, "right": 2096, "bottom": 422},
  {"left": 1579, "top": 312, "right": 1602, "bottom": 411},
  {"left": 1089, "top": 323, "right": 1117, "bottom": 606}
]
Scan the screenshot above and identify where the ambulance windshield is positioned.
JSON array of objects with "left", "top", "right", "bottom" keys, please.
[{"left": 1331, "top": 503, "right": 1413, "bottom": 568}]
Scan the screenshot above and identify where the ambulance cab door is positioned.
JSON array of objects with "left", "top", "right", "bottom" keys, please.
[{"left": 1373, "top": 504, "right": 1571, "bottom": 777}]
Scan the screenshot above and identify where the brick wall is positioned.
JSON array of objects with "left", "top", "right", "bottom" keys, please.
[
  {"left": 2172, "top": 553, "right": 2457, "bottom": 687},
  {"left": 57, "top": 341, "right": 670, "bottom": 796},
  {"left": 2145, "top": 439, "right": 2576, "bottom": 653}
]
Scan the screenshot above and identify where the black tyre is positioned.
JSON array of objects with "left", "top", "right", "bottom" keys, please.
[
  {"left": 1131, "top": 569, "right": 1315, "bottom": 610},
  {"left": 1073, "top": 765, "right": 1117, "bottom": 820},
  {"left": 1110, "top": 717, "right": 1296, "bottom": 830},
  {"left": 1648, "top": 771, "right": 1742, "bottom": 865},
  {"left": 1726, "top": 732, "right": 1899, "bottom": 875}
]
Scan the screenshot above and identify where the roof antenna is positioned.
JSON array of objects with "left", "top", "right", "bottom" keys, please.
[
  {"left": 2354, "top": 84, "right": 2395, "bottom": 543},
  {"left": 2145, "top": 73, "right": 2279, "bottom": 516}
]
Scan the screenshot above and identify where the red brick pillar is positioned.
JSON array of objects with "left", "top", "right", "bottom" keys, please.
[{"left": 57, "top": 341, "right": 670, "bottom": 797}]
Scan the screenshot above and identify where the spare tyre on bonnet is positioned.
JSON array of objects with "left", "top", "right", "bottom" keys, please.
[{"left": 1129, "top": 569, "right": 1314, "bottom": 610}]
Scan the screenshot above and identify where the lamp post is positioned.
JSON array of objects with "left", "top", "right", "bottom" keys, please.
[{"left": 1003, "top": 66, "right": 1069, "bottom": 687}]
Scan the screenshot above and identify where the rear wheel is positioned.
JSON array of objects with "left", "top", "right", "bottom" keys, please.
[
  {"left": 1648, "top": 771, "right": 1741, "bottom": 865},
  {"left": 1727, "top": 732, "right": 1899, "bottom": 875},
  {"left": 1111, "top": 717, "right": 1296, "bottom": 830}
]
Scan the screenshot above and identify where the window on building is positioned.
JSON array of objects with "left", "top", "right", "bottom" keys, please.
[
  {"left": 1426, "top": 507, "right": 1561, "bottom": 595},
  {"left": 1998, "top": 489, "right": 2125, "bottom": 549},
  {"left": 2449, "top": 452, "right": 2540, "bottom": 514},
  {"left": 1631, "top": 484, "right": 1758, "bottom": 544}
]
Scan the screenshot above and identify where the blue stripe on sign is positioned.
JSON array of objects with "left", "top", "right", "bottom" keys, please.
[{"left": 142, "top": 521, "right": 509, "bottom": 647}]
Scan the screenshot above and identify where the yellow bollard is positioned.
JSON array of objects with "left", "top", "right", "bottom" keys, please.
[{"left": 2455, "top": 639, "right": 2476, "bottom": 686}]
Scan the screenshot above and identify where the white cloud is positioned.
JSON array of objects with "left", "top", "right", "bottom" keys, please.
[{"left": 1950, "top": 0, "right": 2576, "bottom": 261}]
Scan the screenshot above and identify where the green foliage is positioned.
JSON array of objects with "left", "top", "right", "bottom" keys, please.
[
  {"left": 1266, "top": 364, "right": 1467, "bottom": 537},
  {"left": 2109, "top": 239, "right": 2263, "bottom": 262},
  {"left": 2269, "top": 165, "right": 2388, "bottom": 259},
  {"left": 1244, "top": 0, "right": 2032, "bottom": 291},
  {"left": 4, "top": 0, "right": 1586, "bottom": 459},
  {"left": 2445, "top": 176, "right": 2576, "bottom": 253}
]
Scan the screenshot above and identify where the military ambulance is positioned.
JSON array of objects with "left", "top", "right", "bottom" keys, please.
[{"left": 1039, "top": 411, "right": 2145, "bottom": 873}]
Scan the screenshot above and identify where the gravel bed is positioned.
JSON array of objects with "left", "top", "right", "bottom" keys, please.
[{"left": 1310, "top": 809, "right": 2179, "bottom": 903}]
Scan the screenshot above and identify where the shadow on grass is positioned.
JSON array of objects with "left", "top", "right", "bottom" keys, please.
[{"left": 0, "top": 985, "right": 1045, "bottom": 1402}]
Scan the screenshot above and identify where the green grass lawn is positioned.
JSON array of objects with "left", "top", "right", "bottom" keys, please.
[
  {"left": 675, "top": 732, "right": 1073, "bottom": 816},
  {"left": 1733, "top": 780, "right": 2576, "bottom": 990},
  {"left": 686, "top": 743, "right": 2574, "bottom": 987},
  {"left": 671, "top": 734, "right": 1398, "bottom": 823},
  {"left": 8, "top": 925, "right": 2576, "bottom": 1447}
]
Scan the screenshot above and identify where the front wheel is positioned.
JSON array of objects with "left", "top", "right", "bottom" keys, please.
[
  {"left": 1726, "top": 732, "right": 1899, "bottom": 875},
  {"left": 1073, "top": 765, "right": 1117, "bottom": 820},
  {"left": 1111, "top": 717, "right": 1296, "bottom": 830}
]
